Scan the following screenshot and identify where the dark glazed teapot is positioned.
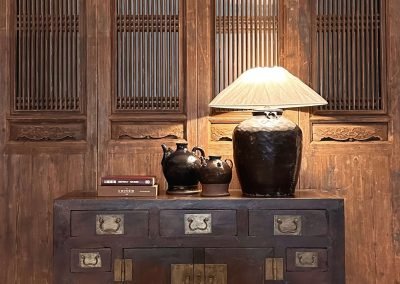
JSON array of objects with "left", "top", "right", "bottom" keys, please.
[
  {"left": 161, "top": 142, "right": 205, "bottom": 194},
  {"left": 199, "top": 155, "right": 233, "bottom": 197}
]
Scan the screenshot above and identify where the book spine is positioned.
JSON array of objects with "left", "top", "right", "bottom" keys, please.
[
  {"left": 98, "top": 185, "right": 158, "bottom": 197},
  {"left": 101, "top": 178, "right": 155, "bottom": 186}
]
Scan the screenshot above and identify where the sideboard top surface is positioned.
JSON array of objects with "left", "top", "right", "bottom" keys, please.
[{"left": 54, "top": 190, "right": 344, "bottom": 211}]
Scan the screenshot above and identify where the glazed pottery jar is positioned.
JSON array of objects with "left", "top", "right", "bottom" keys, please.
[
  {"left": 161, "top": 143, "right": 205, "bottom": 194},
  {"left": 199, "top": 155, "right": 233, "bottom": 197},
  {"left": 233, "top": 110, "right": 302, "bottom": 197}
]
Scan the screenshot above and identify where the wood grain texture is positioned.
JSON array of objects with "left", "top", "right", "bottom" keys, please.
[
  {"left": 300, "top": 154, "right": 394, "bottom": 283},
  {"left": 297, "top": 1, "right": 398, "bottom": 284},
  {"left": 3, "top": 153, "right": 92, "bottom": 284},
  {"left": 1, "top": 1, "right": 12, "bottom": 283},
  {"left": 388, "top": 0, "right": 400, "bottom": 280},
  {"left": 85, "top": 0, "right": 99, "bottom": 191},
  {"left": 197, "top": 0, "right": 213, "bottom": 152},
  {"left": 0, "top": 1, "right": 8, "bottom": 283},
  {"left": 1, "top": 1, "right": 97, "bottom": 284},
  {"left": 185, "top": 0, "right": 198, "bottom": 146},
  {"left": 1, "top": 0, "right": 400, "bottom": 283},
  {"left": 97, "top": 0, "right": 112, "bottom": 184}
]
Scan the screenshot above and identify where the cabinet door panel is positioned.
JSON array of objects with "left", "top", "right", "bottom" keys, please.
[
  {"left": 124, "top": 248, "right": 193, "bottom": 284},
  {"left": 205, "top": 248, "right": 274, "bottom": 284}
]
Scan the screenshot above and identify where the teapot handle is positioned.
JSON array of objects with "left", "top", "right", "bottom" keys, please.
[
  {"left": 225, "top": 159, "right": 234, "bottom": 169},
  {"left": 192, "top": 146, "right": 205, "bottom": 158}
]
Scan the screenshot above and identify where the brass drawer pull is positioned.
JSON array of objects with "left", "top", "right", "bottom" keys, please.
[
  {"left": 184, "top": 214, "right": 212, "bottom": 234},
  {"left": 295, "top": 252, "right": 319, "bottom": 268},
  {"left": 188, "top": 217, "right": 209, "bottom": 231},
  {"left": 96, "top": 214, "right": 124, "bottom": 235},
  {"left": 79, "top": 252, "right": 102, "bottom": 268},
  {"left": 274, "top": 215, "right": 302, "bottom": 235},
  {"left": 99, "top": 217, "right": 121, "bottom": 232},
  {"left": 276, "top": 218, "right": 298, "bottom": 233}
]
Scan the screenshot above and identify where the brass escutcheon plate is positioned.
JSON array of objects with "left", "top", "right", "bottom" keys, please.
[
  {"left": 184, "top": 213, "right": 212, "bottom": 234},
  {"left": 295, "top": 251, "right": 319, "bottom": 268},
  {"left": 274, "top": 215, "right": 302, "bottom": 236},
  {"left": 79, "top": 252, "right": 102, "bottom": 268},
  {"left": 96, "top": 214, "right": 124, "bottom": 235}
]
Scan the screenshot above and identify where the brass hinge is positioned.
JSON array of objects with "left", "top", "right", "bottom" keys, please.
[
  {"left": 171, "top": 264, "right": 193, "bottom": 284},
  {"left": 265, "top": 258, "right": 284, "bottom": 281},
  {"left": 171, "top": 264, "right": 227, "bottom": 284},
  {"left": 114, "top": 259, "right": 133, "bottom": 282}
]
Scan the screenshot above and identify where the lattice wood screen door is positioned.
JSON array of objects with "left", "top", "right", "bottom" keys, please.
[
  {"left": 114, "top": 0, "right": 181, "bottom": 112},
  {"left": 14, "top": 0, "right": 83, "bottom": 113},
  {"left": 312, "top": 0, "right": 385, "bottom": 114}
]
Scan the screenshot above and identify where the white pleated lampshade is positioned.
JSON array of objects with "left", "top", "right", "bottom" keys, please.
[{"left": 209, "top": 66, "right": 327, "bottom": 109}]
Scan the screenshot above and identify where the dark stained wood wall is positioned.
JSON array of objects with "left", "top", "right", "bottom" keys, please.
[
  {"left": 287, "top": 1, "right": 398, "bottom": 283},
  {"left": 0, "top": 0, "right": 99, "bottom": 283},
  {"left": 0, "top": 0, "right": 399, "bottom": 283},
  {"left": 389, "top": 0, "right": 400, "bottom": 281}
]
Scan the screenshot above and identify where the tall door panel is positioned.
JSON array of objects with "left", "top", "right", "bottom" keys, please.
[
  {"left": 0, "top": 0, "right": 98, "bottom": 283},
  {"left": 291, "top": 0, "right": 397, "bottom": 283},
  {"left": 97, "top": 0, "right": 199, "bottom": 190}
]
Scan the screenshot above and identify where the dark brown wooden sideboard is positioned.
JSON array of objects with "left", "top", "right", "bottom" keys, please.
[{"left": 53, "top": 191, "right": 345, "bottom": 284}]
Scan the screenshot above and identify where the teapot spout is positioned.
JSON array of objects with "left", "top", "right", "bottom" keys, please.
[{"left": 161, "top": 144, "right": 172, "bottom": 166}]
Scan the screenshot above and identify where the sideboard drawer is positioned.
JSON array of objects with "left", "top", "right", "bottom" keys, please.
[
  {"left": 248, "top": 210, "right": 328, "bottom": 237},
  {"left": 71, "top": 210, "right": 149, "bottom": 237},
  {"left": 70, "top": 248, "right": 112, "bottom": 272},
  {"left": 159, "top": 210, "right": 237, "bottom": 237},
  {"left": 286, "top": 248, "right": 328, "bottom": 272}
]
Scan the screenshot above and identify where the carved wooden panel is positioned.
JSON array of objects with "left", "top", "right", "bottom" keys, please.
[
  {"left": 15, "top": 0, "right": 82, "bottom": 112},
  {"left": 210, "top": 124, "right": 236, "bottom": 141},
  {"left": 312, "top": 0, "right": 385, "bottom": 113},
  {"left": 215, "top": 0, "right": 279, "bottom": 96},
  {"left": 115, "top": 0, "right": 181, "bottom": 112},
  {"left": 111, "top": 122, "right": 184, "bottom": 140},
  {"left": 9, "top": 121, "right": 86, "bottom": 142},
  {"left": 312, "top": 123, "right": 388, "bottom": 142}
]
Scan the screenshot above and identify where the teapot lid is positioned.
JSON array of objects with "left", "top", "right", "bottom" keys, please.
[
  {"left": 176, "top": 142, "right": 188, "bottom": 148},
  {"left": 208, "top": 155, "right": 222, "bottom": 160}
]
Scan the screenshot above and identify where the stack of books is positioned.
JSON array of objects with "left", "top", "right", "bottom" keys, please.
[{"left": 98, "top": 175, "right": 158, "bottom": 197}]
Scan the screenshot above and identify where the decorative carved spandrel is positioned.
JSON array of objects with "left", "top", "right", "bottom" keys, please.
[
  {"left": 112, "top": 123, "right": 184, "bottom": 140},
  {"left": 312, "top": 123, "right": 388, "bottom": 142},
  {"left": 10, "top": 123, "right": 86, "bottom": 142},
  {"left": 210, "top": 124, "right": 236, "bottom": 141}
]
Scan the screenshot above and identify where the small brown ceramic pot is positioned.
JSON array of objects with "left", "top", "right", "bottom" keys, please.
[{"left": 199, "top": 155, "right": 233, "bottom": 197}]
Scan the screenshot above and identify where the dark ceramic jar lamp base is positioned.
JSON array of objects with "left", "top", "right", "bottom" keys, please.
[{"left": 233, "top": 110, "right": 302, "bottom": 197}]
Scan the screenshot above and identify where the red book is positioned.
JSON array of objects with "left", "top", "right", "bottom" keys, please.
[
  {"left": 101, "top": 175, "right": 156, "bottom": 186},
  {"left": 98, "top": 185, "right": 158, "bottom": 197}
]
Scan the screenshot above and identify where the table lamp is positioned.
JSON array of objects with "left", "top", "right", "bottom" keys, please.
[{"left": 209, "top": 66, "right": 327, "bottom": 197}]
